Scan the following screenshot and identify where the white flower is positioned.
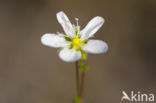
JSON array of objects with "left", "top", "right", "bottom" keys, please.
[{"left": 41, "top": 11, "right": 108, "bottom": 62}]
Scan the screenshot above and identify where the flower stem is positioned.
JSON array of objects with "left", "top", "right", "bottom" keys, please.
[
  {"left": 75, "top": 61, "right": 86, "bottom": 103},
  {"left": 75, "top": 61, "right": 79, "bottom": 95},
  {"left": 79, "top": 71, "right": 85, "bottom": 102}
]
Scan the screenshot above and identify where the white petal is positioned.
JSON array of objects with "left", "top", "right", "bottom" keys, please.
[
  {"left": 82, "top": 40, "right": 108, "bottom": 54},
  {"left": 56, "top": 11, "right": 75, "bottom": 38},
  {"left": 41, "top": 33, "right": 69, "bottom": 48},
  {"left": 80, "top": 16, "right": 104, "bottom": 40},
  {"left": 59, "top": 48, "right": 81, "bottom": 62}
]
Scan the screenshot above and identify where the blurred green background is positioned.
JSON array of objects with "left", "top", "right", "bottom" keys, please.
[{"left": 0, "top": 0, "right": 156, "bottom": 103}]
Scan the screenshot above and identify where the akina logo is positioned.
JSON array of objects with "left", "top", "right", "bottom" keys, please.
[{"left": 121, "top": 91, "right": 154, "bottom": 102}]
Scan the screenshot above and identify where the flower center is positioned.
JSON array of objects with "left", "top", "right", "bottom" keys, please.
[{"left": 72, "top": 36, "right": 81, "bottom": 50}]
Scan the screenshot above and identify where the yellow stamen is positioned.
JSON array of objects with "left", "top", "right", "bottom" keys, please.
[
  {"left": 70, "top": 36, "right": 87, "bottom": 60},
  {"left": 72, "top": 36, "right": 81, "bottom": 50}
]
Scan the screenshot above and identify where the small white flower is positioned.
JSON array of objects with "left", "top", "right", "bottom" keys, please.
[{"left": 41, "top": 11, "right": 108, "bottom": 62}]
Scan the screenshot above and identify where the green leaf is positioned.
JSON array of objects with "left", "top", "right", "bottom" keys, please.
[{"left": 79, "top": 63, "right": 89, "bottom": 71}]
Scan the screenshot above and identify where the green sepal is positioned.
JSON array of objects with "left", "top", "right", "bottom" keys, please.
[
  {"left": 75, "top": 27, "right": 78, "bottom": 35},
  {"left": 81, "top": 40, "right": 88, "bottom": 44},
  {"left": 79, "top": 63, "right": 89, "bottom": 71},
  {"left": 64, "top": 36, "right": 72, "bottom": 41},
  {"left": 80, "top": 50, "right": 87, "bottom": 60},
  {"left": 57, "top": 49, "right": 62, "bottom": 54},
  {"left": 69, "top": 44, "right": 73, "bottom": 49}
]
